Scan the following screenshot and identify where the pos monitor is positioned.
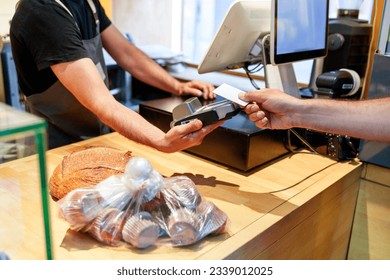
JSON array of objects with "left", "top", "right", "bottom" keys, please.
[
  {"left": 197, "top": 0, "right": 271, "bottom": 74},
  {"left": 270, "top": 0, "right": 328, "bottom": 65},
  {"left": 265, "top": 0, "right": 329, "bottom": 97}
]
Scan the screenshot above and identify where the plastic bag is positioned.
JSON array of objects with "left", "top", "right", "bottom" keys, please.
[{"left": 58, "top": 157, "right": 229, "bottom": 249}]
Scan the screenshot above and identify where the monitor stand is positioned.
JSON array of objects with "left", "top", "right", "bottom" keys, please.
[{"left": 261, "top": 35, "right": 301, "bottom": 98}]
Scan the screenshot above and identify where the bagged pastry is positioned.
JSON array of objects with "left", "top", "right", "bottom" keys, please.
[{"left": 57, "top": 156, "right": 229, "bottom": 249}]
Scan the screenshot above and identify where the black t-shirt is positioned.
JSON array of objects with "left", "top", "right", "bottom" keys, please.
[{"left": 10, "top": 0, "right": 112, "bottom": 96}]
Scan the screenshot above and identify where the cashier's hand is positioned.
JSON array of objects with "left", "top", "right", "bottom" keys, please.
[
  {"left": 177, "top": 80, "right": 216, "bottom": 100},
  {"left": 157, "top": 119, "right": 222, "bottom": 153}
]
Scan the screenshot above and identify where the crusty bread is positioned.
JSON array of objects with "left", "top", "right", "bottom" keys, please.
[{"left": 50, "top": 146, "right": 132, "bottom": 200}]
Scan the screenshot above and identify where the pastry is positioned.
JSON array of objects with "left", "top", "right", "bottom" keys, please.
[
  {"left": 167, "top": 208, "right": 199, "bottom": 246},
  {"left": 196, "top": 200, "right": 228, "bottom": 239},
  {"left": 122, "top": 212, "right": 160, "bottom": 249},
  {"left": 163, "top": 176, "right": 201, "bottom": 210},
  {"left": 88, "top": 208, "right": 126, "bottom": 246},
  {"left": 59, "top": 188, "right": 103, "bottom": 230}
]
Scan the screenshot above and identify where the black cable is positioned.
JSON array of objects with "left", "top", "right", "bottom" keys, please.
[
  {"left": 268, "top": 160, "right": 339, "bottom": 193},
  {"left": 243, "top": 64, "right": 263, "bottom": 90},
  {"left": 287, "top": 128, "right": 316, "bottom": 154},
  {"left": 289, "top": 128, "right": 319, "bottom": 154},
  {"left": 248, "top": 75, "right": 260, "bottom": 90},
  {"left": 286, "top": 127, "right": 359, "bottom": 163},
  {"left": 246, "top": 62, "right": 263, "bottom": 73}
]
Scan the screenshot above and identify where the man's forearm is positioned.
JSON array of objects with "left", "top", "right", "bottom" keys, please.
[
  {"left": 102, "top": 25, "right": 182, "bottom": 95},
  {"left": 51, "top": 58, "right": 167, "bottom": 150},
  {"left": 295, "top": 98, "right": 390, "bottom": 142},
  {"left": 98, "top": 98, "right": 167, "bottom": 149},
  {"left": 118, "top": 44, "right": 181, "bottom": 95}
]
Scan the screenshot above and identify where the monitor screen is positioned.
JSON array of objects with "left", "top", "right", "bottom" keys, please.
[
  {"left": 270, "top": 0, "right": 329, "bottom": 65},
  {"left": 198, "top": 0, "right": 271, "bottom": 74}
]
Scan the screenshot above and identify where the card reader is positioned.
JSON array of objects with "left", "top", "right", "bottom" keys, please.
[{"left": 170, "top": 97, "right": 242, "bottom": 127}]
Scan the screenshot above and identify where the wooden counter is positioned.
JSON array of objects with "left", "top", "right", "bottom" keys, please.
[{"left": 0, "top": 132, "right": 363, "bottom": 260}]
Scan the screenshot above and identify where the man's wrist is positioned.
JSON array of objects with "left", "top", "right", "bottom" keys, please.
[
  {"left": 173, "top": 81, "right": 183, "bottom": 96},
  {"left": 289, "top": 99, "right": 307, "bottom": 128}
]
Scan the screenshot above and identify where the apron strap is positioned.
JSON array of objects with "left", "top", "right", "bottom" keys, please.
[
  {"left": 53, "top": 0, "right": 73, "bottom": 17},
  {"left": 86, "top": 0, "right": 100, "bottom": 27},
  {"left": 53, "top": 0, "right": 80, "bottom": 31},
  {"left": 53, "top": 0, "right": 99, "bottom": 30}
]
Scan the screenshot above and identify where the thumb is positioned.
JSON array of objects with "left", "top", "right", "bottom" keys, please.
[
  {"left": 238, "top": 91, "right": 252, "bottom": 101},
  {"left": 185, "top": 87, "right": 203, "bottom": 97},
  {"left": 176, "top": 119, "right": 203, "bottom": 134},
  {"left": 239, "top": 91, "right": 263, "bottom": 103}
]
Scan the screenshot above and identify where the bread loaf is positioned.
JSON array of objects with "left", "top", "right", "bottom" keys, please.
[{"left": 50, "top": 146, "right": 132, "bottom": 200}]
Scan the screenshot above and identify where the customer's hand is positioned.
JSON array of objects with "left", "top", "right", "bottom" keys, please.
[
  {"left": 239, "top": 89, "right": 300, "bottom": 130},
  {"left": 156, "top": 119, "right": 222, "bottom": 153},
  {"left": 177, "top": 80, "right": 216, "bottom": 100}
]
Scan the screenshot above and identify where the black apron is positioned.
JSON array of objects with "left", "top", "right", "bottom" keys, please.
[{"left": 25, "top": 0, "right": 111, "bottom": 149}]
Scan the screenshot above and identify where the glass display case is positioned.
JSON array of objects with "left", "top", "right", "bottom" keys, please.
[{"left": 0, "top": 102, "right": 52, "bottom": 259}]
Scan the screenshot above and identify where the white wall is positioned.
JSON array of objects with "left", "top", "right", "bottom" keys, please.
[
  {"left": 112, "top": 0, "right": 174, "bottom": 48},
  {"left": 329, "top": 0, "right": 374, "bottom": 22},
  {"left": 2, "top": 0, "right": 176, "bottom": 47},
  {"left": 0, "top": 0, "right": 19, "bottom": 36}
]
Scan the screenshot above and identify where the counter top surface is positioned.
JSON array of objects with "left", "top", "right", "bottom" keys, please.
[{"left": 0, "top": 132, "right": 362, "bottom": 260}]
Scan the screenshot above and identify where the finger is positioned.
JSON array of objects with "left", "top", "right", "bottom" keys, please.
[
  {"left": 239, "top": 91, "right": 264, "bottom": 103},
  {"left": 201, "top": 120, "right": 224, "bottom": 132},
  {"left": 238, "top": 92, "right": 250, "bottom": 102},
  {"left": 185, "top": 87, "right": 203, "bottom": 97},
  {"left": 248, "top": 110, "right": 266, "bottom": 122},
  {"left": 202, "top": 90, "right": 216, "bottom": 100},
  {"left": 208, "top": 83, "right": 216, "bottom": 92},
  {"left": 175, "top": 119, "right": 203, "bottom": 136},
  {"left": 192, "top": 82, "right": 213, "bottom": 98},
  {"left": 205, "top": 84, "right": 216, "bottom": 98},
  {"left": 244, "top": 103, "right": 260, "bottom": 114},
  {"left": 185, "top": 81, "right": 216, "bottom": 99},
  {"left": 255, "top": 116, "right": 270, "bottom": 128},
  {"left": 248, "top": 112, "right": 259, "bottom": 122}
]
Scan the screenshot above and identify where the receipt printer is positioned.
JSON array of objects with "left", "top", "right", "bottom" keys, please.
[{"left": 170, "top": 97, "right": 241, "bottom": 127}]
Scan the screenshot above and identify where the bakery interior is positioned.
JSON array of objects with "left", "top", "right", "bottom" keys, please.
[{"left": 1, "top": 0, "right": 389, "bottom": 260}]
